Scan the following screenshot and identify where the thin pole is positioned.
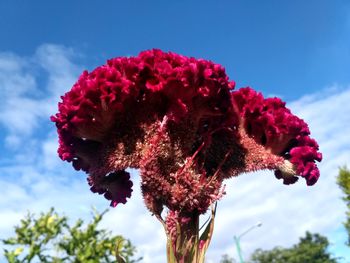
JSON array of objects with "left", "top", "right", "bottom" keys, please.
[
  {"left": 234, "top": 235, "right": 244, "bottom": 263},
  {"left": 234, "top": 222, "right": 262, "bottom": 263}
]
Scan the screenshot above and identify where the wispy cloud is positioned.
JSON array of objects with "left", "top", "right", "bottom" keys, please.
[
  {"left": 0, "top": 45, "right": 349, "bottom": 262},
  {"left": 0, "top": 44, "right": 81, "bottom": 150}
]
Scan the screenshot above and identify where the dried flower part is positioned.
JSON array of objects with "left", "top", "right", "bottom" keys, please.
[{"left": 51, "top": 49, "right": 322, "bottom": 211}]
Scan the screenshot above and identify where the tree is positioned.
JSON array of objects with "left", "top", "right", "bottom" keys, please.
[
  {"left": 336, "top": 166, "right": 350, "bottom": 245},
  {"left": 220, "top": 254, "right": 236, "bottom": 263},
  {"left": 250, "top": 231, "right": 338, "bottom": 263},
  {"left": 2, "top": 208, "right": 141, "bottom": 263}
]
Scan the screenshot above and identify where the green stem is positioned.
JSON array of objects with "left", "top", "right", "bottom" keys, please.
[
  {"left": 166, "top": 212, "right": 200, "bottom": 263},
  {"left": 165, "top": 204, "right": 217, "bottom": 263}
]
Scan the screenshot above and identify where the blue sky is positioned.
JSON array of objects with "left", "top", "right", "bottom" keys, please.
[
  {"left": 0, "top": 1, "right": 350, "bottom": 262},
  {"left": 1, "top": 0, "right": 350, "bottom": 99}
]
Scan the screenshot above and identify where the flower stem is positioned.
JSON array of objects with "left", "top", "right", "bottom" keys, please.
[{"left": 165, "top": 204, "right": 217, "bottom": 263}]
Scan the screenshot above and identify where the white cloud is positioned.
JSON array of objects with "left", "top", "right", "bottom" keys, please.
[
  {"left": 41, "top": 132, "right": 62, "bottom": 170},
  {"left": 0, "top": 45, "right": 349, "bottom": 262},
  {"left": 0, "top": 44, "right": 82, "bottom": 149},
  {"left": 0, "top": 52, "right": 36, "bottom": 96}
]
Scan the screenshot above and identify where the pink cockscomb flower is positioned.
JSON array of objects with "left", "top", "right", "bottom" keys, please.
[
  {"left": 51, "top": 49, "right": 321, "bottom": 263},
  {"left": 230, "top": 87, "right": 322, "bottom": 186}
]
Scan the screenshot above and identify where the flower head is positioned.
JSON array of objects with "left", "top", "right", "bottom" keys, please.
[
  {"left": 230, "top": 87, "right": 322, "bottom": 185},
  {"left": 51, "top": 49, "right": 321, "bottom": 214}
]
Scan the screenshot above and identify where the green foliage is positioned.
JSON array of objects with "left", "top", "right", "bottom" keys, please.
[
  {"left": 336, "top": 166, "right": 350, "bottom": 245},
  {"left": 2, "top": 208, "right": 141, "bottom": 263},
  {"left": 250, "top": 232, "right": 338, "bottom": 263}
]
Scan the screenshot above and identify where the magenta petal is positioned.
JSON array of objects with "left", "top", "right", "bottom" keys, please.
[{"left": 88, "top": 171, "right": 133, "bottom": 206}]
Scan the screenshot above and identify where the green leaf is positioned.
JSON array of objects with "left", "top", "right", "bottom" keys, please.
[{"left": 3, "top": 208, "right": 140, "bottom": 263}]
